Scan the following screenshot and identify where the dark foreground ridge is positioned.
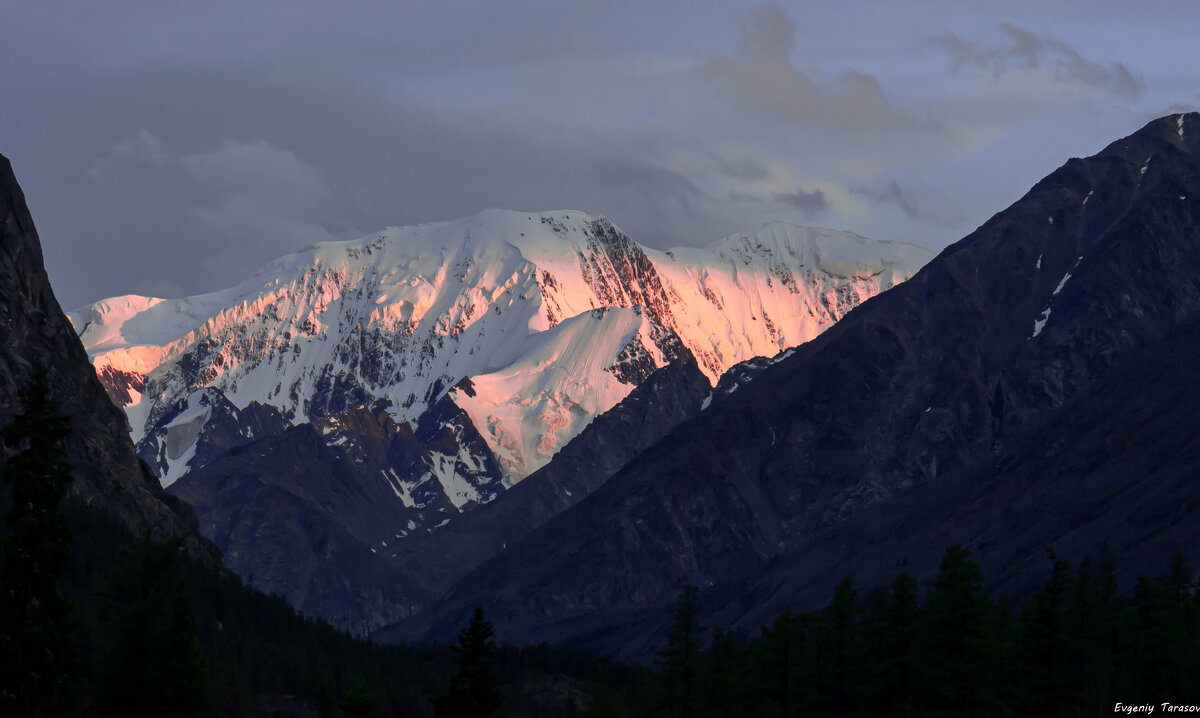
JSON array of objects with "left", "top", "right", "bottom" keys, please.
[{"left": 0, "top": 154, "right": 215, "bottom": 560}]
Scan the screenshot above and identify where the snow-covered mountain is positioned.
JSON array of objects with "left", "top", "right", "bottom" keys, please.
[{"left": 70, "top": 210, "right": 931, "bottom": 502}]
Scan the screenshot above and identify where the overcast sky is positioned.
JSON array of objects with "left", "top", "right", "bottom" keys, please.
[{"left": 3, "top": 1, "right": 1195, "bottom": 309}]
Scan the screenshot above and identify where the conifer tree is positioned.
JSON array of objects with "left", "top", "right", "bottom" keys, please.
[
  {"left": 918, "top": 545, "right": 998, "bottom": 716},
  {"left": 755, "top": 608, "right": 796, "bottom": 717},
  {"left": 876, "top": 571, "right": 919, "bottom": 715},
  {"left": 99, "top": 534, "right": 209, "bottom": 718},
  {"left": 1070, "top": 555, "right": 1110, "bottom": 713},
  {"left": 702, "top": 627, "right": 752, "bottom": 717},
  {"left": 657, "top": 585, "right": 702, "bottom": 718},
  {"left": 1019, "top": 550, "right": 1073, "bottom": 713},
  {"left": 0, "top": 367, "right": 77, "bottom": 717},
  {"left": 1165, "top": 551, "right": 1193, "bottom": 607},
  {"left": 814, "top": 577, "right": 862, "bottom": 716},
  {"left": 1130, "top": 559, "right": 1200, "bottom": 701},
  {"left": 318, "top": 684, "right": 335, "bottom": 718},
  {"left": 339, "top": 682, "right": 378, "bottom": 718},
  {"left": 434, "top": 606, "right": 503, "bottom": 718}
]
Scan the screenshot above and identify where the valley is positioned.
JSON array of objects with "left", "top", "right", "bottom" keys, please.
[{"left": 4, "top": 111, "right": 1200, "bottom": 716}]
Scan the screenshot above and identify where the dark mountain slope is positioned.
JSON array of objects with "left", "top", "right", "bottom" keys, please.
[
  {"left": 391, "top": 355, "right": 712, "bottom": 595},
  {"left": 172, "top": 354, "right": 710, "bottom": 635},
  {"left": 713, "top": 307, "right": 1200, "bottom": 635},
  {"left": 0, "top": 154, "right": 213, "bottom": 558},
  {"left": 399, "top": 113, "right": 1200, "bottom": 648},
  {"left": 170, "top": 420, "right": 431, "bottom": 635},
  {"left": 165, "top": 386, "right": 511, "bottom": 634}
]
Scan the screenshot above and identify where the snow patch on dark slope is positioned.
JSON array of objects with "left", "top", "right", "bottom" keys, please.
[{"left": 138, "top": 387, "right": 291, "bottom": 486}]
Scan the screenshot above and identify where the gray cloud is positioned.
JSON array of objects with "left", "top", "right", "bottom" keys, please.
[
  {"left": 851, "top": 180, "right": 923, "bottom": 220},
  {"left": 928, "top": 23, "right": 1144, "bottom": 97},
  {"left": 5, "top": 58, "right": 751, "bottom": 306},
  {"left": 772, "top": 188, "right": 828, "bottom": 219},
  {"left": 1137, "top": 101, "right": 1200, "bottom": 127},
  {"left": 591, "top": 158, "right": 705, "bottom": 214},
  {"left": 181, "top": 140, "right": 330, "bottom": 202},
  {"left": 591, "top": 159, "right": 703, "bottom": 199},
  {"left": 181, "top": 139, "right": 339, "bottom": 255},
  {"left": 850, "top": 179, "right": 964, "bottom": 228},
  {"left": 710, "top": 154, "right": 770, "bottom": 182},
  {"left": 702, "top": 4, "right": 898, "bottom": 128},
  {"left": 1166, "top": 101, "right": 1200, "bottom": 114},
  {"left": 90, "top": 128, "right": 168, "bottom": 177}
]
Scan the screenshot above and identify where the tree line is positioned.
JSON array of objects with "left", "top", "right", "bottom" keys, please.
[{"left": 640, "top": 546, "right": 1200, "bottom": 718}]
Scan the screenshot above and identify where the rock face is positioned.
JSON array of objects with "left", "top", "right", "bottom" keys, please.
[
  {"left": 169, "top": 421, "right": 429, "bottom": 634},
  {"left": 392, "top": 113, "right": 1200, "bottom": 653},
  {"left": 0, "top": 154, "right": 215, "bottom": 560},
  {"left": 138, "top": 387, "right": 293, "bottom": 485},
  {"left": 409, "top": 393, "right": 508, "bottom": 509},
  {"left": 165, "top": 394, "right": 509, "bottom": 633}
]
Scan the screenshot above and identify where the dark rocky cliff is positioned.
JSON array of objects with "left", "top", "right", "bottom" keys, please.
[{"left": 0, "top": 154, "right": 216, "bottom": 561}]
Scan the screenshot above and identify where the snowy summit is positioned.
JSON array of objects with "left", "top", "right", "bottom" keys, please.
[{"left": 70, "top": 210, "right": 931, "bottom": 498}]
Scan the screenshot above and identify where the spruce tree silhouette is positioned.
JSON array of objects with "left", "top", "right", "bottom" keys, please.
[
  {"left": 339, "top": 682, "right": 378, "bottom": 718},
  {"left": 657, "top": 585, "right": 702, "bottom": 718},
  {"left": 434, "top": 606, "right": 503, "bottom": 718},
  {"left": 919, "top": 545, "right": 998, "bottom": 716},
  {"left": 0, "top": 367, "right": 77, "bottom": 717},
  {"left": 99, "top": 534, "right": 209, "bottom": 718}
]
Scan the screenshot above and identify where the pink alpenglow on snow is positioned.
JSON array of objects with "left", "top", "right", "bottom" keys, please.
[{"left": 70, "top": 209, "right": 931, "bottom": 489}]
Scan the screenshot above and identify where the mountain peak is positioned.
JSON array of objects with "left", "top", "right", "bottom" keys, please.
[{"left": 73, "top": 205, "right": 931, "bottom": 496}]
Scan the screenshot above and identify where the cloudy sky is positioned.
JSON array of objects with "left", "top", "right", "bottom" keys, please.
[{"left": 3, "top": 1, "right": 1195, "bottom": 309}]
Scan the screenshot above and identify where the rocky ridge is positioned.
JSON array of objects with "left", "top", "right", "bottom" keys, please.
[{"left": 0, "top": 153, "right": 216, "bottom": 561}]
